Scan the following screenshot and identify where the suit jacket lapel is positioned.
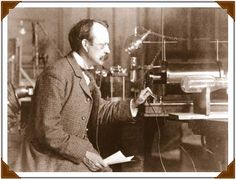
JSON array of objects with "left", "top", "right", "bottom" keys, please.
[{"left": 66, "top": 53, "right": 92, "bottom": 98}]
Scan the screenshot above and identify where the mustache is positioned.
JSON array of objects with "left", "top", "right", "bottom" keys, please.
[
  {"left": 99, "top": 54, "right": 109, "bottom": 63},
  {"left": 103, "top": 54, "right": 109, "bottom": 61}
]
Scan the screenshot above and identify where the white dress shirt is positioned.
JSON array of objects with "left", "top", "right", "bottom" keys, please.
[{"left": 72, "top": 51, "right": 138, "bottom": 117}]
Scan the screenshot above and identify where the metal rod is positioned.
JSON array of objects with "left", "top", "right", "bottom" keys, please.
[
  {"left": 210, "top": 40, "right": 228, "bottom": 43},
  {"left": 32, "top": 22, "right": 39, "bottom": 79},
  {"left": 143, "top": 41, "right": 178, "bottom": 44},
  {"left": 161, "top": 8, "right": 164, "bottom": 62},
  {"left": 163, "top": 40, "right": 166, "bottom": 61},
  {"left": 110, "top": 76, "right": 113, "bottom": 98},
  {"left": 216, "top": 39, "right": 219, "bottom": 61},
  {"left": 122, "top": 76, "right": 125, "bottom": 100}
]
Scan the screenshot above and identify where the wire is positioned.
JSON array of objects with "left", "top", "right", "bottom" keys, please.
[
  {"left": 179, "top": 144, "right": 197, "bottom": 172},
  {"left": 138, "top": 26, "right": 187, "bottom": 41},
  {"left": 150, "top": 48, "right": 162, "bottom": 66},
  {"left": 148, "top": 102, "right": 167, "bottom": 172},
  {"left": 201, "top": 135, "right": 222, "bottom": 171}
]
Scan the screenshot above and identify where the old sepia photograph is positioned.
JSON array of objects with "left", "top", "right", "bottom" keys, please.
[{"left": 1, "top": 1, "right": 235, "bottom": 178}]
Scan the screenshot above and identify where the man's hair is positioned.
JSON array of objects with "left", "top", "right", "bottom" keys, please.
[{"left": 68, "top": 19, "right": 108, "bottom": 52}]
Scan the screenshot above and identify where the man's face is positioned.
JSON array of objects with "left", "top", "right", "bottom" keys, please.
[{"left": 87, "top": 23, "right": 110, "bottom": 66}]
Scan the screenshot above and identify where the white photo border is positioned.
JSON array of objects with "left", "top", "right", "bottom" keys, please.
[{"left": 1, "top": 0, "right": 235, "bottom": 178}]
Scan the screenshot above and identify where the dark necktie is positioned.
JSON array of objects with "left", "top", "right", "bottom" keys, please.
[{"left": 83, "top": 69, "right": 96, "bottom": 92}]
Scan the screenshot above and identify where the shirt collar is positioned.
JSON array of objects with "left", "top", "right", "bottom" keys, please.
[{"left": 72, "top": 51, "right": 94, "bottom": 70}]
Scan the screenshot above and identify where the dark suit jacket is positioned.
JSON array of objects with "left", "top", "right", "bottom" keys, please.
[{"left": 13, "top": 53, "right": 134, "bottom": 172}]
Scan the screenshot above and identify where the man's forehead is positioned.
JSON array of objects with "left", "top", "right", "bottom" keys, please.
[{"left": 91, "top": 22, "right": 109, "bottom": 42}]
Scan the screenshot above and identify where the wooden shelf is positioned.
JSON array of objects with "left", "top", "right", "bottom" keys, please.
[{"left": 169, "top": 112, "right": 228, "bottom": 122}]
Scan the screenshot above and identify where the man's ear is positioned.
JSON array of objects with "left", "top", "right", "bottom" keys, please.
[{"left": 82, "top": 39, "right": 89, "bottom": 52}]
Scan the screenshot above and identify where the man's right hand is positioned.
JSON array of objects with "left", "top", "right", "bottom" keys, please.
[
  {"left": 131, "top": 87, "right": 156, "bottom": 108},
  {"left": 83, "top": 151, "right": 111, "bottom": 172}
]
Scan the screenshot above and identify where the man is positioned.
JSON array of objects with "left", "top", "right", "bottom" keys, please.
[{"left": 13, "top": 19, "right": 153, "bottom": 172}]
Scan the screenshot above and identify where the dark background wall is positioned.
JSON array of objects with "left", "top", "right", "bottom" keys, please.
[{"left": 8, "top": 7, "right": 228, "bottom": 87}]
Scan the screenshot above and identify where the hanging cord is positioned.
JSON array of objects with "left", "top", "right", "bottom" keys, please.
[
  {"left": 150, "top": 48, "right": 162, "bottom": 66},
  {"left": 148, "top": 102, "right": 167, "bottom": 172},
  {"left": 149, "top": 31, "right": 186, "bottom": 41},
  {"left": 179, "top": 144, "right": 197, "bottom": 172},
  {"left": 201, "top": 135, "right": 222, "bottom": 171},
  {"left": 142, "top": 27, "right": 210, "bottom": 41},
  {"left": 138, "top": 26, "right": 187, "bottom": 41},
  {"left": 158, "top": 99, "right": 197, "bottom": 172}
]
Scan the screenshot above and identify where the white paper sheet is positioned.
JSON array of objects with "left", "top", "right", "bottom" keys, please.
[{"left": 103, "top": 151, "right": 134, "bottom": 165}]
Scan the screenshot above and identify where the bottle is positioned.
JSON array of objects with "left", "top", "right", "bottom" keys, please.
[
  {"left": 125, "top": 30, "right": 151, "bottom": 54},
  {"left": 181, "top": 75, "right": 227, "bottom": 93}
]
